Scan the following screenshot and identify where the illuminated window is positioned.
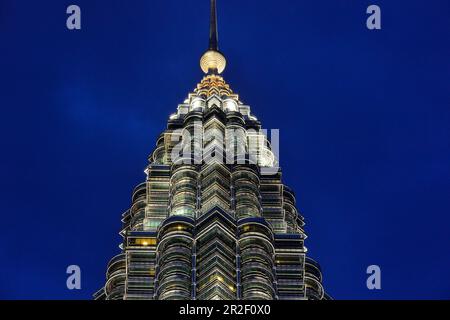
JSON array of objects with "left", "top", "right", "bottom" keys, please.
[{"left": 134, "top": 238, "right": 157, "bottom": 246}]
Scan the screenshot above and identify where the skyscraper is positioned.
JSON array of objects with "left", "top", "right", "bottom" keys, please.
[{"left": 95, "top": 0, "right": 329, "bottom": 300}]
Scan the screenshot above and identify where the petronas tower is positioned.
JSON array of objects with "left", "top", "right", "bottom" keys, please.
[{"left": 95, "top": 0, "right": 329, "bottom": 301}]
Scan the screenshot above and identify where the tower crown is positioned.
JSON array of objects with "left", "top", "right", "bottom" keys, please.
[
  {"left": 200, "top": 0, "right": 227, "bottom": 74},
  {"left": 95, "top": 0, "right": 330, "bottom": 302}
]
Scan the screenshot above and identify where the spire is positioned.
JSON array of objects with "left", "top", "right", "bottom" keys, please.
[
  {"left": 209, "top": 0, "right": 218, "bottom": 50},
  {"left": 200, "top": 0, "right": 227, "bottom": 74}
]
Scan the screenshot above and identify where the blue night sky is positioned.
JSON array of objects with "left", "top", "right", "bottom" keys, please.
[{"left": 0, "top": 0, "right": 449, "bottom": 300}]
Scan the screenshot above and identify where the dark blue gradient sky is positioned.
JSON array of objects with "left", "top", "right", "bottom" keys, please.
[{"left": 0, "top": 0, "right": 449, "bottom": 299}]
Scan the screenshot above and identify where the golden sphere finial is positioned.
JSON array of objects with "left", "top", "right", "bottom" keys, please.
[{"left": 200, "top": 50, "right": 227, "bottom": 74}]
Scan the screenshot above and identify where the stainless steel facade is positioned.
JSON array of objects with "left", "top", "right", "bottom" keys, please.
[{"left": 95, "top": 0, "right": 329, "bottom": 301}]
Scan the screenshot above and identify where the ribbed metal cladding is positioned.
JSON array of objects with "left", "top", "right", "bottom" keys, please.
[
  {"left": 155, "top": 217, "right": 195, "bottom": 300},
  {"left": 104, "top": 254, "right": 126, "bottom": 300},
  {"left": 95, "top": 0, "right": 330, "bottom": 301},
  {"left": 96, "top": 84, "right": 330, "bottom": 300},
  {"left": 96, "top": 81, "right": 330, "bottom": 300},
  {"left": 195, "top": 209, "right": 237, "bottom": 299},
  {"left": 238, "top": 219, "right": 276, "bottom": 300},
  {"left": 169, "top": 164, "right": 198, "bottom": 219},
  {"left": 233, "top": 165, "right": 261, "bottom": 219}
]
